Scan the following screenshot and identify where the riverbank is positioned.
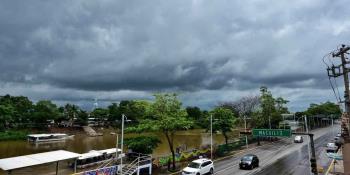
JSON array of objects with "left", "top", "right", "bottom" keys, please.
[
  {"left": 0, "top": 126, "right": 84, "bottom": 141},
  {"left": 0, "top": 130, "right": 28, "bottom": 141}
]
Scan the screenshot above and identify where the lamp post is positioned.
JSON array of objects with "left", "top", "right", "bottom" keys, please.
[
  {"left": 210, "top": 114, "right": 213, "bottom": 160},
  {"left": 244, "top": 115, "right": 248, "bottom": 149},
  {"left": 121, "top": 114, "right": 125, "bottom": 175},
  {"left": 296, "top": 117, "right": 305, "bottom": 132},
  {"left": 210, "top": 115, "right": 219, "bottom": 160},
  {"left": 120, "top": 114, "right": 131, "bottom": 175}
]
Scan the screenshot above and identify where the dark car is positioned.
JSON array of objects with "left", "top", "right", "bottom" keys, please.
[{"left": 239, "top": 154, "right": 259, "bottom": 170}]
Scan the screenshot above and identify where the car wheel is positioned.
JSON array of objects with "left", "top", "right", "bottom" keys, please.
[
  {"left": 210, "top": 168, "right": 214, "bottom": 174},
  {"left": 196, "top": 173, "right": 200, "bottom": 175}
]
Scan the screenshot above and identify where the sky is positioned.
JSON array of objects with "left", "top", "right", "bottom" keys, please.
[{"left": 0, "top": 0, "right": 349, "bottom": 111}]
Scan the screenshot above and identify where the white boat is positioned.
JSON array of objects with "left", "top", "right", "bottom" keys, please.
[
  {"left": 76, "top": 148, "right": 124, "bottom": 169},
  {"left": 27, "top": 133, "right": 73, "bottom": 142}
]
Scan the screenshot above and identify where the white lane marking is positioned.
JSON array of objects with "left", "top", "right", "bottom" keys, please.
[{"left": 214, "top": 138, "right": 292, "bottom": 175}]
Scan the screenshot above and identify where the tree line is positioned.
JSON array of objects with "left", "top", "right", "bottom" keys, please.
[
  {"left": 0, "top": 86, "right": 341, "bottom": 132},
  {"left": 0, "top": 87, "right": 342, "bottom": 171}
]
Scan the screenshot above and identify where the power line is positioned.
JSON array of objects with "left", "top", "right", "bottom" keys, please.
[{"left": 323, "top": 53, "right": 342, "bottom": 102}]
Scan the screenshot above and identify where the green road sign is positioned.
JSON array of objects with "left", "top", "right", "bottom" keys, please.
[{"left": 252, "top": 129, "right": 291, "bottom": 138}]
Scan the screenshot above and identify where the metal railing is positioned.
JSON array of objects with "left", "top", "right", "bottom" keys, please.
[{"left": 118, "top": 154, "right": 152, "bottom": 175}]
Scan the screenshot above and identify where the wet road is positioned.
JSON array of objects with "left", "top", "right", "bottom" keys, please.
[
  {"left": 214, "top": 125, "right": 339, "bottom": 175},
  {"left": 255, "top": 128, "right": 336, "bottom": 175}
]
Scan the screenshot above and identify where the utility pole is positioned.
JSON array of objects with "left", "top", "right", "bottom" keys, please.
[
  {"left": 210, "top": 114, "right": 213, "bottom": 160},
  {"left": 309, "top": 134, "right": 318, "bottom": 175},
  {"left": 327, "top": 44, "right": 350, "bottom": 174},
  {"left": 331, "top": 45, "right": 350, "bottom": 111},
  {"left": 304, "top": 115, "right": 315, "bottom": 175}
]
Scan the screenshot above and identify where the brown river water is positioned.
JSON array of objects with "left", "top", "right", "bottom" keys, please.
[{"left": 0, "top": 129, "right": 228, "bottom": 175}]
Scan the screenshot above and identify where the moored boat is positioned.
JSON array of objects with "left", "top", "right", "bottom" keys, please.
[
  {"left": 76, "top": 148, "right": 123, "bottom": 169},
  {"left": 27, "top": 133, "right": 73, "bottom": 142}
]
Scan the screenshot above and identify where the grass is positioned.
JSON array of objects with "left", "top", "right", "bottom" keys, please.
[{"left": 0, "top": 130, "right": 28, "bottom": 141}]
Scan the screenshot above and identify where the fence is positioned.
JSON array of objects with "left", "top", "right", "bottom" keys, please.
[{"left": 72, "top": 165, "right": 118, "bottom": 175}]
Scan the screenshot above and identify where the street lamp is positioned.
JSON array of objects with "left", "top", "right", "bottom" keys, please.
[
  {"left": 243, "top": 115, "right": 249, "bottom": 149},
  {"left": 210, "top": 114, "right": 212, "bottom": 160},
  {"left": 296, "top": 117, "right": 306, "bottom": 132},
  {"left": 210, "top": 115, "right": 219, "bottom": 160},
  {"left": 120, "top": 114, "right": 131, "bottom": 175}
]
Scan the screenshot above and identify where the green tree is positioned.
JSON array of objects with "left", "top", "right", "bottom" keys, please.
[
  {"left": 76, "top": 110, "right": 88, "bottom": 125},
  {"left": 32, "top": 100, "right": 60, "bottom": 126},
  {"left": 124, "top": 136, "right": 161, "bottom": 154},
  {"left": 252, "top": 87, "right": 283, "bottom": 129},
  {"left": 275, "top": 97, "right": 289, "bottom": 114},
  {"left": 119, "top": 100, "right": 133, "bottom": 120},
  {"left": 0, "top": 95, "right": 33, "bottom": 126},
  {"left": 304, "top": 102, "right": 341, "bottom": 117},
  {"left": 127, "top": 93, "right": 192, "bottom": 171},
  {"left": 108, "top": 103, "right": 121, "bottom": 121},
  {"left": 211, "top": 107, "right": 236, "bottom": 145},
  {"left": 0, "top": 104, "right": 15, "bottom": 130},
  {"left": 186, "top": 106, "right": 202, "bottom": 120},
  {"left": 91, "top": 108, "right": 109, "bottom": 122},
  {"left": 186, "top": 106, "right": 207, "bottom": 128},
  {"left": 64, "top": 104, "right": 80, "bottom": 121},
  {"left": 130, "top": 100, "right": 152, "bottom": 121}
]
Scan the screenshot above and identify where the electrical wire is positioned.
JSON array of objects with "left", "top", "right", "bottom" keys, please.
[
  {"left": 333, "top": 74, "right": 342, "bottom": 102},
  {"left": 322, "top": 53, "right": 342, "bottom": 103}
]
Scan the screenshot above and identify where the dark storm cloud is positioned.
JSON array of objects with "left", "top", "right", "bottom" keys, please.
[{"left": 0, "top": 0, "right": 349, "bottom": 110}]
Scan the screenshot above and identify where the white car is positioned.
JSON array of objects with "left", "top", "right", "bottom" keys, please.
[
  {"left": 294, "top": 135, "right": 303, "bottom": 143},
  {"left": 182, "top": 158, "right": 214, "bottom": 175},
  {"left": 326, "top": 142, "right": 338, "bottom": 153}
]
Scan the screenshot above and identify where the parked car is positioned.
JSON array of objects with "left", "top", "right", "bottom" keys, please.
[
  {"left": 334, "top": 136, "right": 340, "bottom": 141},
  {"left": 326, "top": 142, "right": 338, "bottom": 153},
  {"left": 182, "top": 158, "right": 214, "bottom": 175},
  {"left": 239, "top": 154, "right": 259, "bottom": 170},
  {"left": 294, "top": 135, "right": 303, "bottom": 143},
  {"left": 337, "top": 133, "right": 342, "bottom": 137}
]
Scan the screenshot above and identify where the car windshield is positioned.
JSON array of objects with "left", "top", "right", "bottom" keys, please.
[
  {"left": 328, "top": 143, "right": 335, "bottom": 147},
  {"left": 241, "top": 156, "right": 253, "bottom": 161},
  {"left": 188, "top": 162, "right": 200, "bottom": 168}
]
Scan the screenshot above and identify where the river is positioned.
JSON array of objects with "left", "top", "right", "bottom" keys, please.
[{"left": 0, "top": 128, "right": 230, "bottom": 175}]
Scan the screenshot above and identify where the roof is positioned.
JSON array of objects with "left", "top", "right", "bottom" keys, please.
[
  {"left": 0, "top": 150, "right": 80, "bottom": 171},
  {"left": 243, "top": 154, "right": 257, "bottom": 157},
  {"left": 78, "top": 150, "right": 102, "bottom": 160},
  {"left": 192, "top": 158, "right": 211, "bottom": 163},
  {"left": 78, "top": 148, "right": 121, "bottom": 160},
  {"left": 100, "top": 148, "right": 120, "bottom": 154},
  {"left": 27, "top": 133, "right": 68, "bottom": 137}
]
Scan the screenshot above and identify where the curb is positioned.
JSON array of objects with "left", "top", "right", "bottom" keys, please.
[{"left": 325, "top": 159, "right": 335, "bottom": 175}]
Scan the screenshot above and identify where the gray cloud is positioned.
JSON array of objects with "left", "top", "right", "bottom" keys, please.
[{"left": 0, "top": 0, "right": 349, "bottom": 111}]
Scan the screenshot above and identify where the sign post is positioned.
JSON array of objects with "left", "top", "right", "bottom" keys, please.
[{"left": 252, "top": 129, "right": 292, "bottom": 138}]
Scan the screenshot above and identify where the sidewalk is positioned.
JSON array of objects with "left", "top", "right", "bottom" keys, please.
[{"left": 325, "top": 148, "right": 344, "bottom": 175}]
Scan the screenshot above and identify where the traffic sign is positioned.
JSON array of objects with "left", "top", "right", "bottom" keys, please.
[
  {"left": 239, "top": 129, "right": 252, "bottom": 135},
  {"left": 252, "top": 129, "right": 292, "bottom": 137}
]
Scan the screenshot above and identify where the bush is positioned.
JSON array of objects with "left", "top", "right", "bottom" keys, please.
[
  {"left": 0, "top": 130, "right": 28, "bottom": 141},
  {"left": 124, "top": 136, "right": 161, "bottom": 154}
]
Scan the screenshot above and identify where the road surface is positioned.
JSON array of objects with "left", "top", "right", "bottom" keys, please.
[{"left": 214, "top": 125, "right": 339, "bottom": 175}]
